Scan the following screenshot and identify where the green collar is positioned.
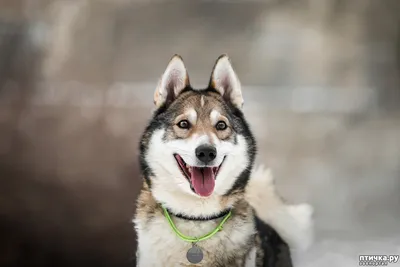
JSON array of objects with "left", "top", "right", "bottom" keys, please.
[{"left": 161, "top": 206, "right": 232, "bottom": 243}]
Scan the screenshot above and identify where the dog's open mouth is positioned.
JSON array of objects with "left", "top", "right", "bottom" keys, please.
[{"left": 174, "top": 154, "right": 224, "bottom": 197}]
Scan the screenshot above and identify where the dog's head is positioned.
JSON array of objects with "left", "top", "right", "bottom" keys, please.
[{"left": 140, "top": 55, "right": 256, "bottom": 202}]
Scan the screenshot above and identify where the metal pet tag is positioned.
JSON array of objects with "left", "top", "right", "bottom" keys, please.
[{"left": 186, "top": 244, "right": 203, "bottom": 264}]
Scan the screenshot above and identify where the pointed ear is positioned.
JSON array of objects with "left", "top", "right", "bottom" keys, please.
[
  {"left": 209, "top": 54, "right": 243, "bottom": 109},
  {"left": 154, "top": 55, "right": 190, "bottom": 107}
]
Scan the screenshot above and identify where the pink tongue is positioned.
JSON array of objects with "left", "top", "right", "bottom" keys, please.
[{"left": 191, "top": 167, "right": 215, "bottom": 197}]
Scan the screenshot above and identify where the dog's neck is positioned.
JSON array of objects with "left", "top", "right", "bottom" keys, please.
[
  {"left": 147, "top": 178, "right": 244, "bottom": 219},
  {"left": 164, "top": 206, "right": 232, "bottom": 221}
]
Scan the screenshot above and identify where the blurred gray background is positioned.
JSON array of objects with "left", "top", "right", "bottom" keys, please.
[{"left": 0, "top": 0, "right": 399, "bottom": 266}]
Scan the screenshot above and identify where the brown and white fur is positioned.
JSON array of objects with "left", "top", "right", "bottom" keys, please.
[{"left": 134, "top": 55, "right": 314, "bottom": 267}]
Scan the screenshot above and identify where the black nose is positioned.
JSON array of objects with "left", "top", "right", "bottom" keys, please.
[{"left": 195, "top": 145, "right": 217, "bottom": 164}]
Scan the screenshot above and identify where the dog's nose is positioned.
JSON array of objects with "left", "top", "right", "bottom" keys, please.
[{"left": 195, "top": 145, "right": 217, "bottom": 164}]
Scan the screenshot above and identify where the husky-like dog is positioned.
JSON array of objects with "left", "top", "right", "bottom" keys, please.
[{"left": 134, "top": 55, "right": 313, "bottom": 267}]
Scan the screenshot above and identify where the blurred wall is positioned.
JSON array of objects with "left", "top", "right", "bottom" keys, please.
[{"left": 0, "top": 0, "right": 399, "bottom": 266}]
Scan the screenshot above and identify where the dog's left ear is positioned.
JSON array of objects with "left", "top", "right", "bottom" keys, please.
[
  {"left": 209, "top": 54, "right": 243, "bottom": 109},
  {"left": 154, "top": 55, "right": 190, "bottom": 108}
]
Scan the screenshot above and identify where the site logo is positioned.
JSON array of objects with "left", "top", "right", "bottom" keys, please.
[{"left": 359, "top": 255, "right": 399, "bottom": 266}]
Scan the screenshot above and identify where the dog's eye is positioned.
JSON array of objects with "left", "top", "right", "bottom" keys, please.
[
  {"left": 177, "top": 120, "right": 190, "bottom": 129},
  {"left": 216, "top": 121, "right": 227, "bottom": 131}
]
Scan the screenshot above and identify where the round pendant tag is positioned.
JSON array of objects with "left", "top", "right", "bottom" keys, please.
[{"left": 186, "top": 245, "right": 203, "bottom": 264}]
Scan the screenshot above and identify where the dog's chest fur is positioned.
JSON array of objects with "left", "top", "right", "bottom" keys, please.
[{"left": 134, "top": 185, "right": 257, "bottom": 267}]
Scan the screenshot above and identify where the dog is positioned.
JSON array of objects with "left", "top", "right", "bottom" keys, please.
[{"left": 134, "top": 54, "right": 314, "bottom": 266}]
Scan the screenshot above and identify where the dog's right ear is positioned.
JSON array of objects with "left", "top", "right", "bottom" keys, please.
[
  {"left": 154, "top": 55, "right": 190, "bottom": 108},
  {"left": 209, "top": 54, "right": 243, "bottom": 109}
]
